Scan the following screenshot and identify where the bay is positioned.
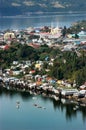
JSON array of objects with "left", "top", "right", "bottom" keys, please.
[
  {"left": 0, "top": 90, "right": 86, "bottom": 130},
  {"left": 0, "top": 13, "right": 86, "bottom": 130},
  {"left": 0, "top": 13, "right": 86, "bottom": 30}
]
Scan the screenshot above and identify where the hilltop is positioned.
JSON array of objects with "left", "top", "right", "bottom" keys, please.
[{"left": 0, "top": 0, "right": 86, "bottom": 16}]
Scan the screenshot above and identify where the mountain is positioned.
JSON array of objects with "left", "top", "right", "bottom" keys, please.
[{"left": 0, "top": 0, "right": 86, "bottom": 16}]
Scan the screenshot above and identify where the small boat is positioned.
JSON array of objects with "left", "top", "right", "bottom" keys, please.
[
  {"left": 43, "top": 107, "right": 46, "bottom": 109},
  {"left": 16, "top": 100, "right": 20, "bottom": 109},
  {"left": 32, "top": 97, "right": 37, "bottom": 100},
  {"left": 33, "top": 104, "right": 46, "bottom": 109},
  {"left": 16, "top": 104, "right": 20, "bottom": 109},
  {"left": 37, "top": 106, "right": 42, "bottom": 108},
  {"left": 73, "top": 105, "right": 79, "bottom": 111},
  {"left": 16, "top": 100, "right": 20, "bottom": 104},
  {"left": 33, "top": 104, "right": 38, "bottom": 107}
]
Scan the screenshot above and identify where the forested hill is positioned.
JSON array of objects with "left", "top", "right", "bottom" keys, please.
[{"left": 0, "top": 0, "right": 86, "bottom": 16}]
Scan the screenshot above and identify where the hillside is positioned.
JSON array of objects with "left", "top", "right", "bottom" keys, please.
[{"left": 0, "top": 0, "right": 86, "bottom": 16}]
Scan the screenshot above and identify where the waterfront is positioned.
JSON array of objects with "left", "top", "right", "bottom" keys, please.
[
  {"left": 0, "top": 90, "right": 86, "bottom": 130},
  {"left": 0, "top": 13, "right": 86, "bottom": 130},
  {"left": 0, "top": 13, "right": 86, "bottom": 30}
]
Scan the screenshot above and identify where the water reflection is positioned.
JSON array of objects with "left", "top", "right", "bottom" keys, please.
[{"left": 0, "top": 89, "right": 86, "bottom": 122}]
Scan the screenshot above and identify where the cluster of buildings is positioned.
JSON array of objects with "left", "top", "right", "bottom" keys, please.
[
  {"left": 0, "top": 26, "right": 86, "bottom": 101},
  {"left": 0, "top": 56, "right": 86, "bottom": 92},
  {"left": 0, "top": 26, "right": 86, "bottom": 51},
  {"left": 0, "top": 26, "right": 62, "bottom": 49},
  {"left": 0, "top": 64, "right": 86, "bottom": 105}
]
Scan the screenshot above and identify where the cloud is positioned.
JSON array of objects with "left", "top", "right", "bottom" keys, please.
[
  {"left": 12, "top": 3, "right": 21, "bottom": 7},
  {"left": 23, "top": 1, "right": 35, "bottom": 6},
  {"left": 51, "top": 2, "right": 65, "bottom": 8}
]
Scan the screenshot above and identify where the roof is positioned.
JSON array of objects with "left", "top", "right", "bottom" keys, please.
[
  {"left": 4, "top": 45, "right": 10, "bottom": 50},
  {"left": 29, "top": 43, "right": 40, "bottom": 48}
]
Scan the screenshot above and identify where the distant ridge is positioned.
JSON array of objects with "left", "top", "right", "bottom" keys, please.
[{"left": 0, "top": 0, "right": 86, "bottom": 16}]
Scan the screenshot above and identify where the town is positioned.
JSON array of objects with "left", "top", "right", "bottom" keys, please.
[{"left": 0, "top": 20, "right": 86, "bottom": 107}]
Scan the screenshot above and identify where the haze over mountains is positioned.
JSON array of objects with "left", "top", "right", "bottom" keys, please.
[{"left": 0, "top": 0, "right": 86, "bottom": 16}]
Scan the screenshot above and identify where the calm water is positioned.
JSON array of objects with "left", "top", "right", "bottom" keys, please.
[
  {"left": 0, "top": 90, "right": 86, "bottom": 130},
  {"left": 0, "top": 13, "right": 86, "bottom": 30},
  {"left": 0, "top": 14, "right": 86, "bottom": 130}
]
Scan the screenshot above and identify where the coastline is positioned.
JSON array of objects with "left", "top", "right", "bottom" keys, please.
[{"left": 0, "top": 77, "right": 86, "bottom": 107}]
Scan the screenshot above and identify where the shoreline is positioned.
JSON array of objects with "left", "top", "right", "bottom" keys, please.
[{"left": 0, "top": 77, "right": 86, "bottom": 107}]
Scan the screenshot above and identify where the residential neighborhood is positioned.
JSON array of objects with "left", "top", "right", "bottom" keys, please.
[
  {"left": 1, "top": 1, "right": 86, "bottom": 130},
  {"left": 0, "top": 21, "right": 86, "bottom": 106}
]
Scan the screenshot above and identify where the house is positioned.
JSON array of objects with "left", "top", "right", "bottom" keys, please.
[
  {"left": 57, "top": 80, "right": 62, "bottom": 85},
  {"left": 79, "top": 90, "right": 86, "bottom": 95},
  {"left": 24, "top": 74, "right": 33, "bottom": 80},
  {"left": 63, "top": 44, "right": 76, "bottom": 51},
  {"left": 80, "top": 85, "right": 86, "bottom": 90},
  {"left": 29, "top": 43, "right": 40, "bottom": 49},
  {"left": 78, "top": 31, "right": 86, "bottom": 39},
  {"left": 12, "top": 70, "right": 22, "bottom": 76},
  {"left": 35, "top": 75, "right": 41, "bottom": 80},
  {"left": 3, "top": 45, "right": 10, "bottom": 50},
  {"left": 61, "top": 89, "right": 78, "bottom": 96},
  {"left": 29, "top": 70, "right": 35, "bottom": 74},
  {"left": 36, "top": 81, "right": 42, "bottom": 86},
  {"left": 13, "top": 61, "right": 19, "bottom": 65},
  {"left": 4, "top": 32, "right": 15, "bottom": 40},
  {"left": 35, "top": 63, "right": 42, "bottom": 70}
]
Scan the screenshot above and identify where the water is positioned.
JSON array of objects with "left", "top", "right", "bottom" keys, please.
[
  {"left": 0, "top": 13, "right": 86, "bottom": 30},
  {"left": 0, "top": 13, "right": 86, "bottom": 130},
  {"left": 0, "top": 90, "right": 86, "bottom": 130}
]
